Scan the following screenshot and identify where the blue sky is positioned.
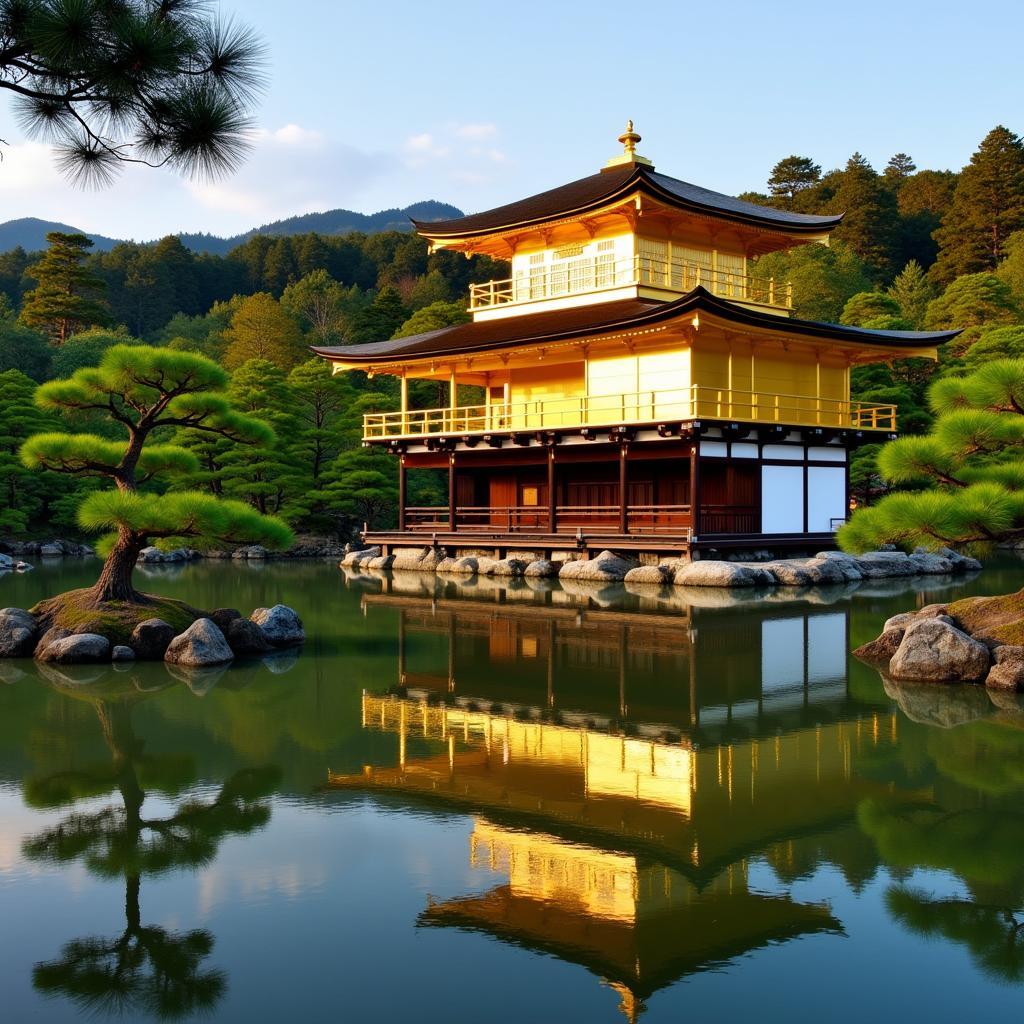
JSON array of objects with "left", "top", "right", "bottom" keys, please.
[{"left": 1, "top": 0, "right": 1021, "bottom": 239}]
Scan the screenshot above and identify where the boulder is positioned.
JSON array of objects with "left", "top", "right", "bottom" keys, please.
[
  {"left": 934, "top": 547, "right": 983, "bottom": 572},
  {"left": 489, "top": 558, "right": 529, "bottom": 577},
  {"left": 244, "top": 545, "right": 268, "bottom": 560},
  {"left": 0, "top": 552, "right": 12, "bottom": 570},
  {"left": 209, "top": 608, "right": 242, "bottom": 632},
  {"left": 888, "top": 618, "right": 991, "bottom": 683},
  {"left": 946, "top": 590, "right": 1024, "bottom": 646},
  {"left": 675, "top": 560, "right": 761, "bottom": 587},
  {"left": 986, "top": 646, "right": 1024, "bottom": 692},
  {"left": 367, "top": 554, "right": 394, "bottom": 570},
  {"left": 884, "top": 612, "right": 919, "bottom": 633},
  {"left": 15, "top": 561, "right": 33, "bottom": 572},
  {"left": 38, "top": 633, "right": 110, "bottom": 664},
  {"left": 138, "top": 546, "right": 165, "bottom": 563},
  {"left": 226, "top": 617, "right": 273, "bottom": 655},
  {"left": 130, "top": 618, "right": 177, "bottom": 660},
  {"left": 908, "top": 551, "right": 955, "bottom": 574},
  {"left": 340, "top": 546, "right": 380, "bottom": 568},
  {"left": 854, "top": 628, "right": 906, "bottom": 664},
  {"left": 34, "top": 626, "right": 72, "bottom": 659},
  {"left": 392, "top": 547, "right": 447, "bottom": 572},
  {"left": 559, "top": 550, "right": 637, "bottom": 583},
  {"left": 111, "top": 645, "right": 136, "bottom": 662},
  {"left": 164, "top": 618, "right": 234, "bottom": 666},
  {"left": 162, "top": 547, "right": 190, "bottom": 562},
  {"left": 815, "top": 550, "right": 860, "bottom": 563},
  {"left": 250, "top": 605, "right": 305, "bottom": 646},
  {"left": 0, "top": 608, "right": 37, "bottom": 657},
  {"left": 857, "top": 551, "right": 915, "bottom": 577},
  {"left": 764, "top": 561, "right": 815, "bottom": 586},
  {"left": 39, "top": 543, "right": 63, "bottom": 557},
  {"left": 524, "top": 559, "right": 559, "bottom": 578},
  {"left": 623, "top": 564, "right": 673, "bottom": 585}
]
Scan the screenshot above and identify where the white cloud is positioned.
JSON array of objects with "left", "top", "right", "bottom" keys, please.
[{"left": 454, "top": 122, "right": 498, "bottom": 140}]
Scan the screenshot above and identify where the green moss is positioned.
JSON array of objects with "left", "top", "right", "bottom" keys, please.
[
  {"left": 31, "top": 589, "right": 205, "bottom": 646},
  {"left": 948, "top": 589, "right": 1024, "bottom": 645}
]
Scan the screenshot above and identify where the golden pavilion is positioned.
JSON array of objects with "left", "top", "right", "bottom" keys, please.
[{"left": 315, "top": 123, "right": 956, "bottom": 558}]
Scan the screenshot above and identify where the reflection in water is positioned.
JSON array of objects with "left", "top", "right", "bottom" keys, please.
[
  {"left": 328, "top": 586, "right": 920, "bottom": 1018},
  {"left": 4, "top": 560, "right": 1024, "bottom": 1021},
  {"left": 22, "top": 666, "right": 280, "bottom": 1019}
]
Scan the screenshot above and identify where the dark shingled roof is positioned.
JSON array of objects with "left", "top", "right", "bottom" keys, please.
[
  {"left": 412, "top": 163, "right": 843, "bottom": 240},
  {"left": 311, "top": 288, "right": 959, "bottom": 366}
]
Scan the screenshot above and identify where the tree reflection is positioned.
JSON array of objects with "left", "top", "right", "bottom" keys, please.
[{"left": 23, "top": 668, "right": 280, "bottom": 1019}]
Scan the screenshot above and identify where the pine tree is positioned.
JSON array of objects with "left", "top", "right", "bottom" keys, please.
[
  {"left": 0, "top": 370, "right": 58, "bottom": 532},
  {"left": 286, "top": 359, "right": 351, "bottom": 483},
  {"left": 996, "top": 229, "right": 1024, "bottom": 306},
  {"left": 840, "top": 292, "right": 902, "bottom": 326},
  {"left": 21, "top": 233, "right": 111, "bottom": 344},
  {"left": 839, "top": 359, "right": 1024, "bottom": 551},
  {"left": 888, "top": 261, "right": 935, "bottom": 329},
  {"left": 394, "top": 300, "right": 471, "bottom": 338},
  {"left": 933, "top": 126, "right": 1024, "bottom": 283},
  {"left": 924, "top": 274, "right": 1019, "bottom": 330},
  {"left": 884, "top": 153, "right": 917, "bottom": 189},
  {"left": 347, "top": 286, "right": 409, "bottom": 343},
  {"left": 766, "top": 156, "right": 821, "bottom": 209},
  {"left": 826, "top": 154, "right": 898, "bottom": 279},
  {"left": 222, "top": 292, "right": 306, "bottom": 369},
  {"left": 281, "top": 270, "right": 349, "bottom": 343}
]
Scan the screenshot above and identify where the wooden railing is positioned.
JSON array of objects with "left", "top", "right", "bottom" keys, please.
[
  {"left": 399, "top": 504, "right": 693, "bottom": 536},
  {"left": 468, "top": 255, "right": 793, "bottom": 312},
  {"left": 363, "top": 386, "right": 897, "bottom": 439}
]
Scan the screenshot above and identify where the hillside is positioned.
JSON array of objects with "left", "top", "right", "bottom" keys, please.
[{"left": 0, "top": 200, "right": 463, "bottom": 255}]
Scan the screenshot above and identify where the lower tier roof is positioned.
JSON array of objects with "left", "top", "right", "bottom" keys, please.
[{"left": 311, "top": 287, "right": 960, "bottom": 367}]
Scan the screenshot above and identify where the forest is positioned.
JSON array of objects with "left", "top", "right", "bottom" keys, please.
[{"left": 2, "top": 123, "right": 1024, "bottom": 540}]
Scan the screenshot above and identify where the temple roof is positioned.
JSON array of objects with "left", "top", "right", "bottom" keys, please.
[
  {"left": 311, "top": 288, "right": 961, "bottom": 367},
  {"left": 412, "top": 162, "right": 844, "bottom": 241}
]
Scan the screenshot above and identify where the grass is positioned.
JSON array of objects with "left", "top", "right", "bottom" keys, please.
[{"left": 31, "top": 589, "right": 205, "bottom": 646}]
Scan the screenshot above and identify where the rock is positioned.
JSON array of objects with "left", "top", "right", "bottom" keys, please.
[
  {"left": 946, "top": 591, "right": 1024, "bottom": 646},
  {"left": 138, "top": 546, "right": 165, "bottom": 563},
  {"left": 883, "top": 676, "right": 994, "bottom": 728},
  {"left": 250, "top": 604, "right": 305, "bottom": 646},
  {"left": 559, "top": 550, "right": 637, "bottom": 583},
  {"left": 245, "top": 545, "right": 268, "bottom": 560},
  {"left": 918, "top": 604, "right": 949, "bottom": 619},
  {"left": 0, "top": 553, "right": 11, "bottom": 569},
  {"left": 210, "top": 608, "right": 242, "bottom": 632},
  {"left": 437, "top": 555, "right": 494, "bottom": 575},
  {"left": 130, "top": 618, "right": 177, "bottom": 660},
  {"left": 0, "top": 608, "right": 37, "bottom": 657},
  {"left": 888, "top": 618, "right": 991, "bottom": 683},
  {"left": 34, "top": 626, "right": 72, "bottom": 659},
  {"left": 675, "top": 560, "right": 761, "bottom": 587},
  {"left": 340, "top": 546, "right": 381, "bottom": 568},
  {"left": 226, "top": 617, "right": 273, "bottom": 655},
  {"left": 854, "top": 628, "right": 906, "bottom": 664},
  {"left": 111, "top": 645, "right": 136, "bottom": 662},
  {"left": 392, "top": 547, "right": 447, "bottom": 572},
  {"left": 524, "top": 559, "right": 559, "bottom": 578},
  {"left": 489, "top": 558, "right": 529, "bottom": 577},
  {"left": 164, "top": 618, "right": 234, "bottom": 666},
  {"left": 908, "top": 552, "right": 955, "bottom": 574},
  {"left": 986, "top": 645, "right": 1024, "bottom": 691},
  {"left": 38, "top": 633, "right": 110, "bottom": 664},
  {"left": 15, "top": 561, "right": 33, "bottom": 572},
  {"left": 623, "top": 564, "right": 673, "bottom": 585},
  {"left": 857, "top": 551, "right": 915, "bottom": 577},
  {"left": 39, "top": 543, "right": 63, "bottom": 557},
  {"left": 367, "top": 555, "right": 394, "bottom": 570},
  {"left": 815, "top": 550, "right": 860, "bottom": 563},
  {"left": 162, "top": 547, "right": 190, "bottom": 562},
  {"left": 884, "top": 612, "right": 919, "bottom": 633},
  {"left": 934, "top": 547, "right": 983, "bottom": 572},
  {"left": 764, "top": 561, "right": 815, "bottom": 586}
]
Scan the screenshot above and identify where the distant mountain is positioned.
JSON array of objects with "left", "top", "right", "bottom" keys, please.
[
  {"left": 0, "top": 217, "right": 124, "bottom": 253},
  {"left": 0, "top": 200, "right": 464, "bottom": 255}
]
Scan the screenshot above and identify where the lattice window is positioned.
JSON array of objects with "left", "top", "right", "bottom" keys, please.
[
  {"left": 671, "top": 243, "right": 712, "bottom": 291},
  {"left": 638, "top": 238, "right": 669, "bottom": 287}
]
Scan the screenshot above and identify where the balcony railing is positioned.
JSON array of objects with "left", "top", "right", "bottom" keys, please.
[
  {"left": 468, "top": 255, "right": 793, "bottom": 312},
  {"left": 404, "top": 505, "right": 694, "bottom": 535},
  {"left": 363, "top": 386, "right": 897, "bottom": 440}
]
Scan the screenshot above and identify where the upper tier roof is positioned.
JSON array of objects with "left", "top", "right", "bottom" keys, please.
[
  {"left": 412, "top": 163, "right": 843, "bottom": 242},
  {"left": 311, "top": 288, "right": 959, "bottom": 366}
]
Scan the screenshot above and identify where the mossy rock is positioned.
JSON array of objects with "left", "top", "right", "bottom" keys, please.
[
  {"left": 30, "top": 589, "right": 206, "bottom": 647},
  {"left": 948, "top": 589, "right": 1024, "bottom": 646}
]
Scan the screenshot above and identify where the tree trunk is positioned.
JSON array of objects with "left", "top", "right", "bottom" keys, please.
[{"left": 89, "top": 529, "right": 145, "bottom": 603}]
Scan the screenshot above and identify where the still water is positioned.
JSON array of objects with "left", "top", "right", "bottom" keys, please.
[{"left": 1, "top": 558, "right": 1024, "bottom": 1022}]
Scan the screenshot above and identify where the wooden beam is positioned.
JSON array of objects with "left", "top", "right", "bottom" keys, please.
[
  {"left": 398, "top": 455, "right": 407, "bottom": 531},
  {"left": 448, "top": 453, "right": 456, "bottom": 531},
  {"left": 547, "top": 446, "right": 556, "bottom": 533},
  {"left": 690, "top": 444, "right": 701, "bottom": 538},
  {"left": 619, "top": 443, "right": 629, "bottom": 534}
]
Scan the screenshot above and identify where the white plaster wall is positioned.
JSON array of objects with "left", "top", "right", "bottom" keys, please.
[
  {"left": 761, "top": 464, "right": 804, "bottom": 533},
  {"left": 807, "top": 466, "right": 847, "bottom": 533}
]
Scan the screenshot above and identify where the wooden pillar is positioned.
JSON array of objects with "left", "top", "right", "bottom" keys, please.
[
  {"left": 619, "top": 443, "right": 629, "bottom": 534},
  {"left": 397, "top": 454, "right": 406, "bottom": 531},
  {"left": 449, "top": 368, "right": 457, "bottom": 430},
  {"left": 448, "top": 452, "right": 456, "bottom": 530},
  {"left": 690, "top": 442, "right": 701, "bottom": 538},
  {"left": 400, "top": 373, "right": 409, "bottom": 434},
  {"left": 547, "top": 446, "right": 556, "bottom": 533}
]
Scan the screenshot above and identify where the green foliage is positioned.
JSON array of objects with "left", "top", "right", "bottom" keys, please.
[
  {"left": 318, "top": 448, "right": 399, "bottom": 529},
  {"left": 0, "top": 305, "right": 51, "bottom": 380},
  {"left": 824, "top": 153, "right": 898, "bottom": 278},
  {"left": 280, "top": 270, "right": 350, "bottom": 343},
  {"left": 20, "top": 233, "right": 111, "bottom": 344},
  {"left": 347, "top": 286, "right": 408, "bottom": 343},
  {"left": 839, "top": 358, "right": 1024, "bottom": 551},
  {"left": 933, "top": 126, "right": 1024, "bottom": 283},
  {"left": 887, "top": 260, "right": 934, "bottom": 329},
  {"left": 766, "top": 156, "right": 822, "bottom": 209},
  {"left": 996, "top": 228, "right": 1024, "bottom": 305},
  {"left": 750, "top": 241, "right": 872, "bottom": 322},
  {"left": 840, "top": 291, "right": 901, "bottom": 326},
  {"left": 961, "top": 326, "right": 1024, "bottom": 369},
  {"left": 222, "top": 292, "right": 306, "bottom": 369},
  {"left": 48, "top": 326, "right": 139, "bottom": 378},
  {"left": 924, "top": 273, "right": 1019, "bottom": 330},
  {"left": 394, "top": 300, "right": 471, "bottom": 338}
]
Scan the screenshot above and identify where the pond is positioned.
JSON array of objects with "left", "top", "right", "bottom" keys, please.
[{"left": 2, "top": 557, "right": 1024, "bottom": 1022}]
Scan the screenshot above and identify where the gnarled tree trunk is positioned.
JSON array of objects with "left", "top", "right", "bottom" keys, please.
[{"left": 88, "top": 528, "right": 145, "bottom": 604}]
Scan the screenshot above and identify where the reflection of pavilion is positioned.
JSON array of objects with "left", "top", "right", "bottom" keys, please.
[
  {"left": 329, "top": 591, "right": 922, "bottom": 1018},
  {"left": 423, "top": 822, "right": 839, "bottom": 1023}
]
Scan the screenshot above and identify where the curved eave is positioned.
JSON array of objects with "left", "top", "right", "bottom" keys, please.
[
  {"left": 310, "top": 288, "right": 960, "bottom": 370},
  {"left": 412, "top": 165, "right": 843, "bottom": 243}
]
